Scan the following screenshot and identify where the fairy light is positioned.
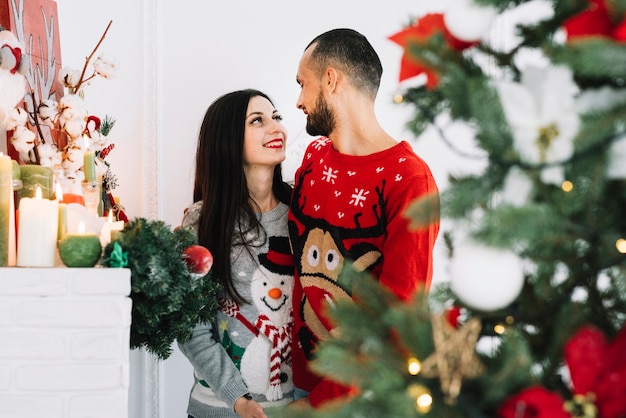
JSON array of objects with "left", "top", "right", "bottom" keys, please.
[
  {"left": 494, "top": 324, "right": 506, "bottom": 335},
  {"left": 616, "top": 238, "right": 626, "bottom": 254},
  {"left": 561, "top": 180, "right": 574, "bottom": 192},
  {"left": 407, "top": 357, "right": 422, "bottom": 375},
  {"left": 407, "top": 384, "right": 433, "bottom": 414},
  {"left": 393, "top": 94, "right": 404, "bottom": 104}
]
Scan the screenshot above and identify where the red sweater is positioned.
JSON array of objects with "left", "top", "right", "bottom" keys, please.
[{"left": 288, "top": 138, "right": 440, "bottom": 407}]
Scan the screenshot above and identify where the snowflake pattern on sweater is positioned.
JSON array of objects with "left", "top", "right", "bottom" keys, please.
[{"left": 288, "top": 138, "right": 440, "bottom": 407}]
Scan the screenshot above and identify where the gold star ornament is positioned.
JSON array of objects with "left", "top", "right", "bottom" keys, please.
[{"left": 420, "top": 314, "right": 485, "bottom": 403}]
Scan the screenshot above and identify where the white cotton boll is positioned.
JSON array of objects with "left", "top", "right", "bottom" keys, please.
[
  {"left": 444, "top": 0, "right": 497, "bottom": 42},
  {"left": 4, "top": 107, "right": 28, "bottom": 131},
  {"left": 37, "top": 142, "right": 59, "bottom": 168},
  {"left": 62, "top": 146, "right": 85, "bottom": 174},
  {"left": 58, "top": 67, "right": 82, "bottom": 88},
  {"left": 10, "top": 125, "right": 36, "bottom": 161},
  {"left": 62, "top": 117, "right": 85, "bottom": 140},
  {"left": 38, "top": 99, "right": 59, "bottom": 126},
  {"left": 93, "top": 53, "right": 117, "bottom": 79},
  {"left": 501, "top": 167, "right": 533, "bottom": 207},
  {"left": 58, "top": 94, "right": 88, "bottom": 121},
  {"left": 450, "top": 241, "right": 525, "bottom": 311}
]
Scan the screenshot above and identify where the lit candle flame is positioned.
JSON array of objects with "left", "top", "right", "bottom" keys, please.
[
  {"left": 55, "top": 182, "right": 63, "bottom": 202},
  {"left": 35, "top": 186, "right": 42, "bottom": 200},
  {"left": 108, "top": 211, "right": 114, "bottom": 223},
  {"left": 83, "top": 134, "right": 90, "bottom": 150},
  {"left": 78, "top": 221, "right": 86, "bottom": 234}
]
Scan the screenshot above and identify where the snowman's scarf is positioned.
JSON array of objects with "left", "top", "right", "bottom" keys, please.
[
  {"left": 220, "top": 298, "right": 294, "bottom": 396},
  {"left": 254, "top": 312, "right": 293, "bottom": 393}
]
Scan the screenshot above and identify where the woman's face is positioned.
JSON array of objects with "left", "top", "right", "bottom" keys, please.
[{"left": 243, "top": 95, "right": 287, "bottom": 169}]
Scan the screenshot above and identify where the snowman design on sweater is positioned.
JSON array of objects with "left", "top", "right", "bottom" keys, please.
[{"left": 221, "top": 236, "right": 295, "bottom": 401}]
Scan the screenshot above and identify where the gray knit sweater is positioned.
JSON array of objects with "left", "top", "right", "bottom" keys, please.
[{"left": 179, "top": 201, "right": 294, "bottom": 418}]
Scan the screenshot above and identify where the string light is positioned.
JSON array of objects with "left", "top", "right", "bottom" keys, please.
[
  {"left": 561, "top": 180, "right": 574, "bottom": 192},
  {"left": 616, "top": 238, "right": 626, "bottom": 254},
  {"left": 393, "top": 94, "right": 404, "bottom": 104},
  {"left": 407, "top": 357, "right": 422, "bottom": 375},
  {"left": 407, "top": 384, "right": 433, "bottom": 414},
  {"left": 494, "top": 324, "right": 506, "bottom": 335}
]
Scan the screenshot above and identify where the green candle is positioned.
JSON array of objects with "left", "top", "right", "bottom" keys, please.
[
  {"left": 58, "top": 223, "right": 102, "bottom": 267},
  {"left": 18, "top": 164, "right": 54, "bottom": 202},
  {"left": 83, "top": 138, "right": 96, "bottom": 182},
  {"left": 0, "top": 153, "right": 11, "bottom": 266}
]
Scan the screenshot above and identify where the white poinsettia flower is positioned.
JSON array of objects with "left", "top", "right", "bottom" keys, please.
[
  {"left": 58, "top": 67, "right": 82, "bottom": 88},
  {"left": 575, "top": 87, "right": 626, "bottom": 179},
  {"left": 93, "top": 54, "right": 117, "bottom": 79},
  {"left": 4, "top": 107, "right": 28, "bottom": 131},
  {"left": 496, "top": 65, "right": 580, "bottom": 185},
  {"left": 444, "top": 0, "right": 497, "bottom": 42},
  {"left": 11, "top": 125, "right": 36, "bottom": 161},
  {"left": 501, "top": 166, "right": 533, "bottom": 207}
]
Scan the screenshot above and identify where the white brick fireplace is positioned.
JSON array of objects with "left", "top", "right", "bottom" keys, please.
[{"left": 0, "top": 268, "right": 131, "bottom": 418}]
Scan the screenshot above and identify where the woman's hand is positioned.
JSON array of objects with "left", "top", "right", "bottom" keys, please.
[{"left": 234, "top": 395, "right": 267, "bottom": 418}]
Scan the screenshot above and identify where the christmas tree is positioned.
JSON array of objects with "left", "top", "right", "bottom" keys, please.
[{"left": 275, "top": 0, "right": 626, "bottom": 417}]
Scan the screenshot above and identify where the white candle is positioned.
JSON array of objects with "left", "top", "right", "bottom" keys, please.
[
  {"left": 99, "top": 211, "right": 125, "bottom": 246},
  {"left": 17, "top": 186, "right": 59, "bottom": 267}
]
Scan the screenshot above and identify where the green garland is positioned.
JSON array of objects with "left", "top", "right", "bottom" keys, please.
[{"left": 100, "top": 217, "right": 220, "bottom": 360}]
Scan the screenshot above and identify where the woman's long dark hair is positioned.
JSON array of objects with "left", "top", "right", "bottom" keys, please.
[{"left": 192, "top": 89, "right": 292, "bottom": 304}]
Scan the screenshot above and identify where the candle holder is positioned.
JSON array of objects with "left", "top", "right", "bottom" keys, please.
[{"left": 82, "top": 179, "right": 101, "bottom": 216}]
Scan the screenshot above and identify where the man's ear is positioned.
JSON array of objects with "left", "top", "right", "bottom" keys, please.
[{"left": 325, "top": 67, "right": 338, "bottom": 93}]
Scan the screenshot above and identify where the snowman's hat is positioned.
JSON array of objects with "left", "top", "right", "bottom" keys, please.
[{"left": 259, "top": 236, "right": 294, "bottom": 276}]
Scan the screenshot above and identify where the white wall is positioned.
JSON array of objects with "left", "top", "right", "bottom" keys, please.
[{"left": 53, "top": 1, "right": 477, "bottom": 416}]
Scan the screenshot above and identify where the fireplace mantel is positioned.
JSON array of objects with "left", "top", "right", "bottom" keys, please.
[{"left": 0, "top": 267, "right": 131, "bottom": 418}]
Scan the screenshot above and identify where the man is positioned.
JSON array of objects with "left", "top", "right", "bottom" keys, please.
[{"left": 288, "top": 28, "right": 440, "bottom": 409}]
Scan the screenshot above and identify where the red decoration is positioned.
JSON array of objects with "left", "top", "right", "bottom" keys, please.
[
  {"left": 499, "top": 324, "right": 626, "bottom": 418},
  {"left": 565, "top": 325, "right": 626, "bottom": 418},
  {"left": 445, "top": 306, "right": 462, "bottom": 328},
  {"left": 563, "top": 0, "right": 626, "bottom": 42},
  {"left": 388, "top": 13, "right": 476, "bottom": 89},
  {"left": 498, "top": 386, "right": 571, "bottom": 418},
  {"left": 182, "top": 245, "right": 214, "bottom": 277},
  {"left": 0, "top": 0, "right": 65, "bottom": 158}
]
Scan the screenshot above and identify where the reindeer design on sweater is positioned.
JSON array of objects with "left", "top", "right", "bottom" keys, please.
[{"left": 289, "top": 162, "right": 388, "bottom": 359}]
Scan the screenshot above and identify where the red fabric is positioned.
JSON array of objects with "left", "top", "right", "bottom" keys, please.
[
  {"left": 388, "top": 13, "right": 476, "bottom": 87},
  {"left": 288, "top": 138, "right": 440, "bottom": 407}
]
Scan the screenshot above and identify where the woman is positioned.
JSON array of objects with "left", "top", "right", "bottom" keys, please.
[{"left": 180, "top": 89, "right": 294, "bottom": 418}]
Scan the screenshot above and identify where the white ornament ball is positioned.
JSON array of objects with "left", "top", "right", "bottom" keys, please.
[
  {"left": 450, "top": 243, "right": 524, "bottom": 311},
  {"left": 444, "top": 0, "right": 497, "bottom": 42}
]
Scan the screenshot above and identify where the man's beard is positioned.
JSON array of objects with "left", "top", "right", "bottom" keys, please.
[{"left": 306, "top": 93, "right": 335, "bottom": 137}]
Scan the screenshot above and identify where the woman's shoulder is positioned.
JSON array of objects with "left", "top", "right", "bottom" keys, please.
[{"left": 181, "top": 201, "right": 202, "bottom": 229}]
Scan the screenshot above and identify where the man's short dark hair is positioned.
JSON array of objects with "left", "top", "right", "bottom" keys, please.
[{"left": 306, "top": 28, "right": 383, "bottom": 99}]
